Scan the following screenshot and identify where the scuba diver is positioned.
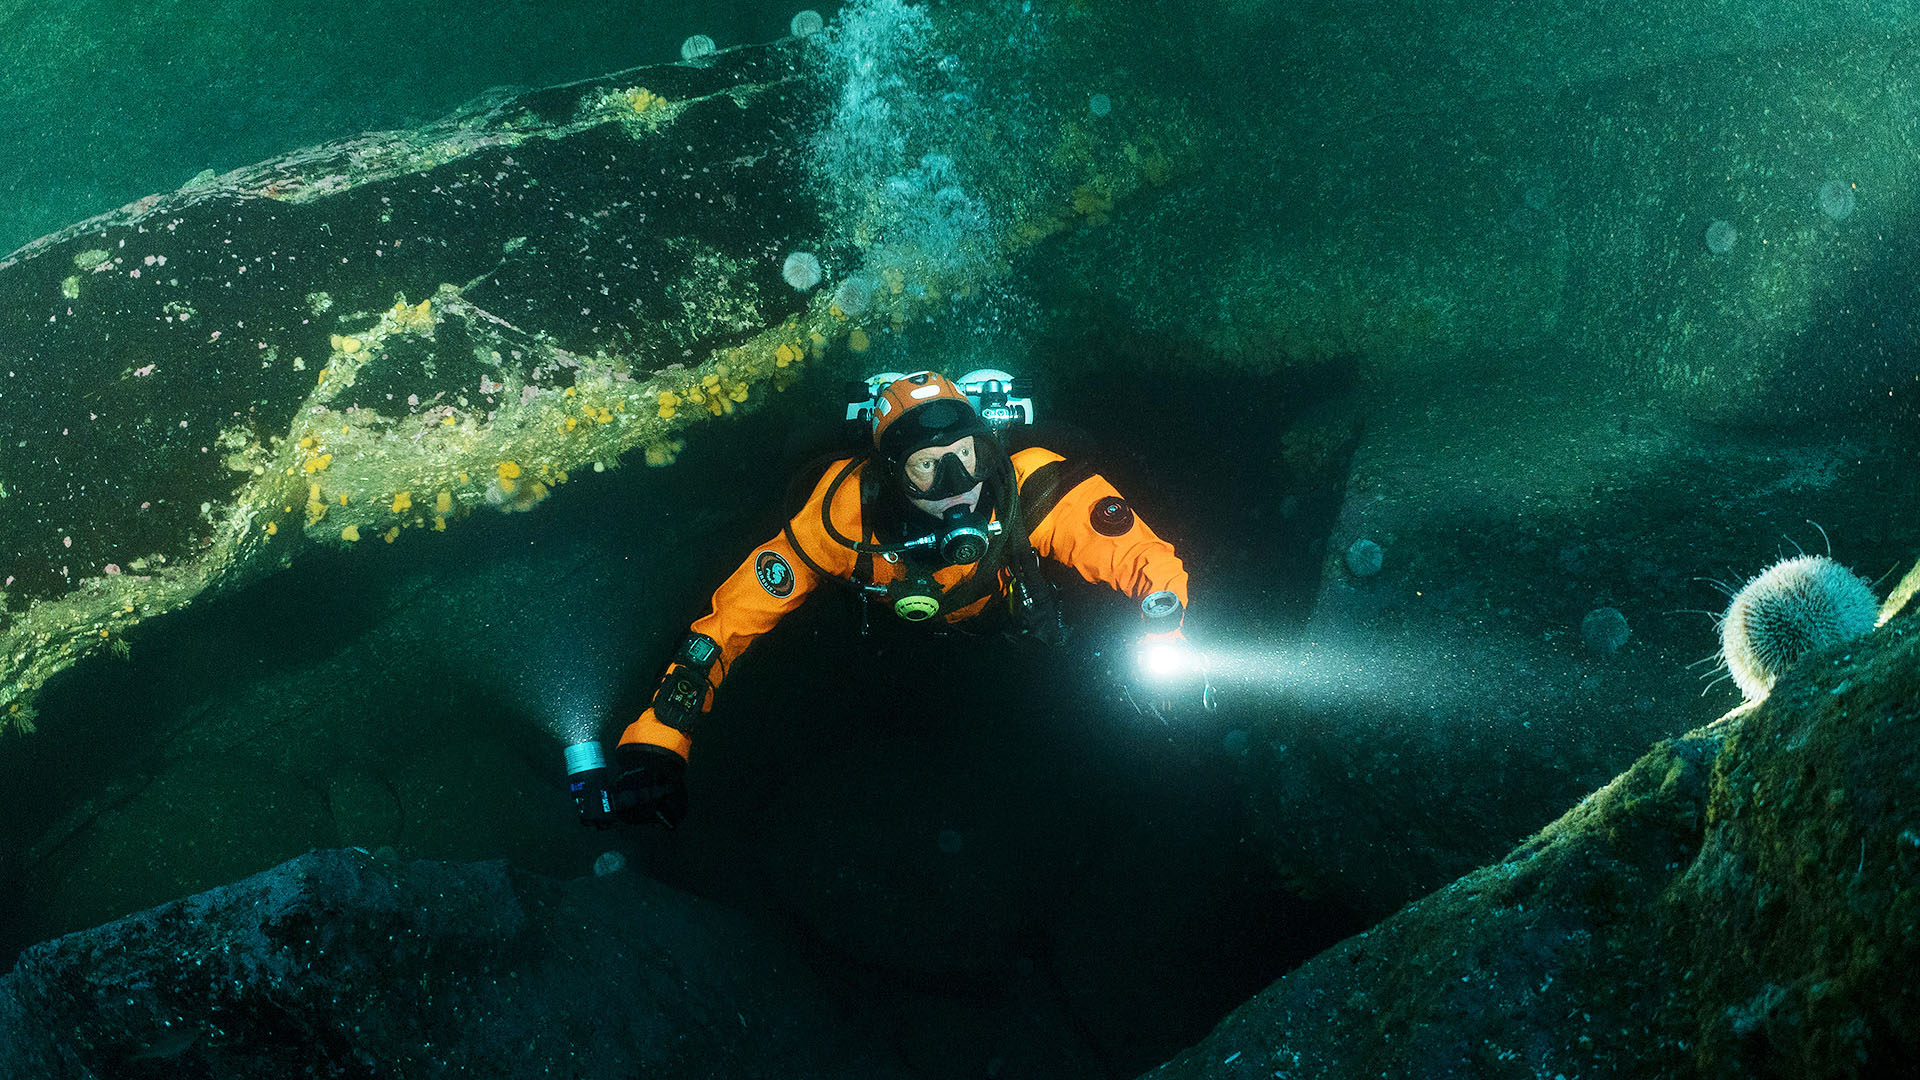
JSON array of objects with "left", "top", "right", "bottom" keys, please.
[{"left": 573, "top": 369, "right": 1206, "bottom": 829}]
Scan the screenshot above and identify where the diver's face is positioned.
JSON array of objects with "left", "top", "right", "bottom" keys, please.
[
  {"left": 903, "top": 436, "right": 976, "bottom": 492},
  {"left": 903, "top": 435, "right": 983, "bottom": 513}
]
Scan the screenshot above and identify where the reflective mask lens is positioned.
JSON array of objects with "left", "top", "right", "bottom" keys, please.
[{"left": 906, "top": 450, "right": 978, "bottom": 500}]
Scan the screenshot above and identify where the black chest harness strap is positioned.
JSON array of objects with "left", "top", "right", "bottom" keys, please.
[{"left": 782, "top": 453, "right": 1096, "bottom": 631}]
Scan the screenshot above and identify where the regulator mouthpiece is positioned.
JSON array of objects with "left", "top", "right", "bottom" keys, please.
[
  {"left": 897, "top": 507, "right": 999, "bottom": 567},
  {"left": 938, "top": 507, "right": 990, "bottom": 565}
]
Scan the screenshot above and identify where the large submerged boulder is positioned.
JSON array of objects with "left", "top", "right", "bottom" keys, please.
[
  {"left": 0, "top": 847, "right": 901, "bottom": 1078},
  {"left": 1234, "top": 370, "right": 1920, "bottom": 920},
  {"left": 1144, "top": 565, "right": 1920, "bottom": 1078}
]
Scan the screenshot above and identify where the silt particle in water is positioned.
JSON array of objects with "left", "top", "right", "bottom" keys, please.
[
  {"left": 1704, "top": 219, "right": 1738, "bottom": 255},
  {"left": 680, "top": 34, "right": 716, "bottom": 62},
  {"left": 1817, "top": 179, "right": 1856, "bottom": 222},
  {"left": 790, "top": 9, "right": 824, "bottom": 37}
]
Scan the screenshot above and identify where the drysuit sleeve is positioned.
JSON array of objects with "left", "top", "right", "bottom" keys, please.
[
  {"left": 1021, "top": 450, "right": 1191, "bottom": 625},
  {"left": 618, "top": 462, "right": 859, "bottom": 761}
]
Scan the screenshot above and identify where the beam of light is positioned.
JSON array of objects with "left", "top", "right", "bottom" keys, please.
[
  {"left": 1137, "top": 639, "right": 1194, "bottom": 681},
  {"left": 1190, "top": 628, "right": 1488, "bottom": 717},
  {"left": 521, "top": 631, "right": 630, "bottom": 748},
  {"left": 480, "top": 574, "right": 638, "bottom": 750},
  {"left": 541, "top": 675, "right": 619, "bottom": 747},
  {"left": 1120, "top": 637, "right": 1218, "bottom": 721}
]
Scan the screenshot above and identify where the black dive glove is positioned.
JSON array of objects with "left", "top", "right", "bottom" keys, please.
[{"left": 609, "top": 744, "right": 689, "bottom": 829}]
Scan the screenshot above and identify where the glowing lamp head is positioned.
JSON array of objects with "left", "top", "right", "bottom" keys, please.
[
  {"left": 1137, "top": 638, "right": 1191, "bottom": 681},
  {"left": 1126, "top": 634, "right": 1220, "bottom": 717}
]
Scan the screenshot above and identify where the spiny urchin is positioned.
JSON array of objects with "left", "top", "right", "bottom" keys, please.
[
  {"left": 782, "top": 251, "right": 823, "bottom": 292},
  {"left": 1719, "top": 554, "right": 1877, "bottom": 702}
]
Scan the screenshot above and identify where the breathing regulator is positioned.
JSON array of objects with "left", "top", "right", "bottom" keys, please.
[{"left": 845, "top": 368, "right": 1036, "bottom": 439}]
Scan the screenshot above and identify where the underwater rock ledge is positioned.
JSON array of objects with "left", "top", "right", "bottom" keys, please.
[
  {"left": 1145, "top": 564, "right": 1920, "bottom": 1079},
  {"left": 0, "top": 0, "right": 1197, "bottom": 735},
  {"left": 0, "top": 41, "right": 835, "bottom": 734},
  {"left": 0, "top": 847, "right": 901, "bottom": 1079}
]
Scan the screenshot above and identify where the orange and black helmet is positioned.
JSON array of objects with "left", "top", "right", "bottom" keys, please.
[{"left": 871, "top": 371, "right": 990, "bottom": 462}]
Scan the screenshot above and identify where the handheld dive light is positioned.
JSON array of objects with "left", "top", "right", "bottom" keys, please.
[
  {"left": 1137, "top": 590, "right": 1187, "bottom": 677},
  {"left": 1130, "top": 591, "right": 1220, "bottom": 715},
  {"left": 565, "top": 740, "right": 616, "bottom": 828}
]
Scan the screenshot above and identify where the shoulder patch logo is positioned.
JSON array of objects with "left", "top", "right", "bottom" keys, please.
[
  {"left": 1090, "top": 495, "right": 1135, "bottom": 537},
  {"left": 754, "top": 550, "right": 795, "bottom": 597}
]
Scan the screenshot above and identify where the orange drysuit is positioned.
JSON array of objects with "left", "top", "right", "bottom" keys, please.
[{"left": 618, "top": 446, "right": 1190, "bottom": 761}]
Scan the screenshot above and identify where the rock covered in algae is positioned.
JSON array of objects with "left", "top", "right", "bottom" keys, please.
[
  {"left": 1144, "top": 569, "right": 1920, "bottom": 1078},
  {"left": 0, "top": 45, "right": 832, "bottom": 729},
  {"left": 0, "top": 0, "right": 1205, "bottom": 732}
]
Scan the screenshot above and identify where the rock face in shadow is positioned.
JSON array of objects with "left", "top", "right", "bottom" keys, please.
[
  {"left": 1238, "top": 371, "right": 1920, "bottom": 921},
  {"left": 1143, "top": 571, "right": 1920, "bottom": 1078},
  {"left": 1039, "top": 4, "right": 1920, "bottom": 428},
  {"left": 0, "top": 848, "right": 902, "bottom": 1079}
]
